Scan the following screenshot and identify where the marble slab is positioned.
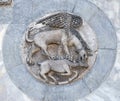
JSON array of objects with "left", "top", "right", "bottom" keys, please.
[{"left": 1, "top": 0, "right": 118, "bottom": 101}]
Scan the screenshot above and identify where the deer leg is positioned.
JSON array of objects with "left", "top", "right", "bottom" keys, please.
[
  {"left": 69, "top": 70, "right": 78, "bottom": 82},
  {"left": 32, "top": 47, "right": 40, "bottom": 55},
  {"left": 56, "top": 44, "right": 64, "bottom": 60},
  {"left": 61, "top": 35, "right": 70, "bottom": 56},
  {"left": 48, "top": 72, "right": 58, "bottom": 84},
  {"left": 26, "top": 43, "right": 37, "bottom": 65},
  {"left": 63, "top": 43, "right": 70, "bottom": 55},
  {"left": 58, "top": 66, "right": 73, "bottom": 85},
  {"left": 60, "top": 65, "right": 71, "bottom": 76},
  {"left": 60, "top": 71, "right": 71, "bottom": 76},
  {"left": 41, "top": 45, "right": 51, "bottom": 59},
  {"left": 39, "top": 72, "right": 48, "bottom": 82}
]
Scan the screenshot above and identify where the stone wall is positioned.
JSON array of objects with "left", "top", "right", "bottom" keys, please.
[{"left": 0, "top": 0, "right": 120, "bottom": 101}]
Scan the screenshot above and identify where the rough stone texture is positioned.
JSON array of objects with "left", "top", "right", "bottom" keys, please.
[
  {"left": 0, "top": 0, "right": 12, "bottom": 6},
  {"left": 0, "top": 7, "right": 12, "bottom": 24},
  {"left": 11, "top": 0, "right": 32, "bottom": 24},
  {"left": 2, "top": 24, "right": 27, "bottom": 68},
  {"left": 0, "top": 0, "right": 120, "bottom": 101},
  {"left": 88, "top": 11, "right": 117, "bottom": 49},
  {"left": 83, "top": 49, "right": 116, "bottom": 92},
  {"left": 74, "top": 0, "right": 99, "bottom": 21}
]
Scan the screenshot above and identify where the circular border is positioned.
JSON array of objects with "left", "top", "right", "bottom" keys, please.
[
  {"left": 2, "top": 0, "right": 117, "bottom": 101},
  {"left": 21, "top": 18, "right": 98, "bottom": 85}
]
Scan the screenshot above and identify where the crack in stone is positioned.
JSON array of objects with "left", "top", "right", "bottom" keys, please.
[
  {"left": 87, "top": 10, "right": 99, "bottom": 22},
  {"left": 99, "top": 48, "right": 116, "bottom": 50},
  {"left": 14, "top": 63, "right": 23, "bottom": 67},
  {"left": 71, "top": 0, "right": 78, "bottom": 13},
  {"left": 82, "top": 78, "right": 92, "bottom": 93}
]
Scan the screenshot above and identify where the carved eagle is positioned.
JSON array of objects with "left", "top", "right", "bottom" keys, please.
[
  {"left": 26, "top": 12, "right": 84, "bottom": 43},
  {"left": 36, "top": 12, "right": 83, "bottom": 29}
]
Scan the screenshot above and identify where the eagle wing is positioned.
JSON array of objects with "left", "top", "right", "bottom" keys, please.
[{"left": 36, "top": 12, "right": 83, "bottom": 29}]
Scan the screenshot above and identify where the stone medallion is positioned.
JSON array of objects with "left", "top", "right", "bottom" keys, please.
[
  {"left": 21, "top": 12, "right": 98, "bottom": 85},
  {"left": 2, "top": 0, "right": 117, "bottom": 101}
]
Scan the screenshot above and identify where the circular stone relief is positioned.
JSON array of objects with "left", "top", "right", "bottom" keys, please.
[
  {"left": 21, "top": 12, "right": 98, "bottom": 85},
  {"left": 2, "top": 0, "right": 117, "bottom": 100}
]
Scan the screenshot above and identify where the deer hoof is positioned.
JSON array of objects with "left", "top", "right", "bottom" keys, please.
[{"left": 26, "top": 57, "right": 35, "bottom": 65}]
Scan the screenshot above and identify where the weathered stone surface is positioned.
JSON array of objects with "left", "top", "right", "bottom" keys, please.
[
  {"left": 74, "top": 0, "right": 99, "bottom": 21},
  {"left": 7, "top": 64, "right": 90, "bottom": 101},
  {"left": 88, "top": 11, "right": 117, "bottom": 49},
  {"left": 0, "top": 0, "right": 119, "bottom": 101},
  {"left": 1, "top": 23, "right": 88, "bottom": 100},
  {"left": 0, "top": 0, "right": 12, "bottom": 6},
  {"left": 11, "top": 0, "right": 32, "bottom": 24},
  {"left": 2, "top": 24, "right": 27, "bottom": 68},
  {"left": 0, "top": 7, "right": 12, "bottom": 24},
  {"left": 31, "top": 0, "right": 74, "bottom": 21},
  {"left": 22, "top": 13, "right": 97, "bottom": 85},
  {"left": 2, "top": 34, "right": 22, "bottom": 69},
  {"left": 83, "top": 49, "right": 116, "bottom": 91},
  {"left": 74, "top": 0, "right": 117, "bottom": 49}
]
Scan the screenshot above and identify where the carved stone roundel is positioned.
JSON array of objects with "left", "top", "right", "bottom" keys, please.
[{"left": 21, "top": 12, "right": 98, "bottom": 85}]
